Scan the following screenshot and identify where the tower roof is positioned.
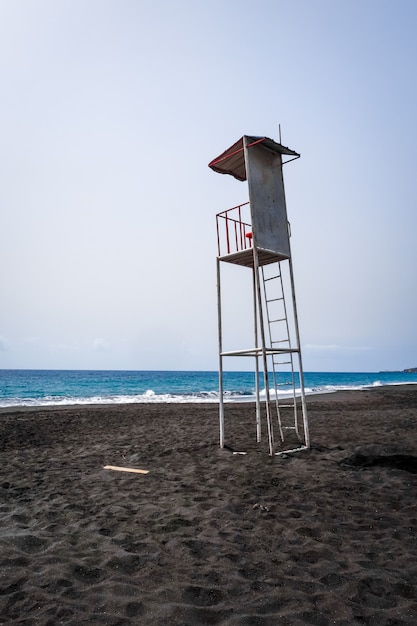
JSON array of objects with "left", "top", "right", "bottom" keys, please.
[{"left": 208, "top": 135, "right": 300, "bottom": 182}]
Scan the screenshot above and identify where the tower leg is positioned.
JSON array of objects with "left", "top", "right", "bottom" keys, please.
[
  {"left": 253, "top": 248, "right": 275, "bottom": 456},
  {"left": 288, "top": 257, "right": 310, "bottom": 449},
  {"left": 216, "top": 258, "right": 225, "bottom": 449},
  {"left": 252, "top": 265, "right": 261, "bottom": 443}
]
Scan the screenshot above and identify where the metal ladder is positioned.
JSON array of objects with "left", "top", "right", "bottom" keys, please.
[{"left": 261, "top": 261, "right": 301, "bottom": 444}]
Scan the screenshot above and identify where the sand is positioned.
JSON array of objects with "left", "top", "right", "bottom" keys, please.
[{"left": 1, "top": 385, "right": 417, "bottom": 625}]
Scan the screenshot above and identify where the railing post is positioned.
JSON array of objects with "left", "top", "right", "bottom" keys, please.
[{"left": 225, "top": 214, "right": 230, "bottom": 254}]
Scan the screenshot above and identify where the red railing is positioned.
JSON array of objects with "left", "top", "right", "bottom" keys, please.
[{"left": 216, "top": 202, "right": 252, "bottom": 257}]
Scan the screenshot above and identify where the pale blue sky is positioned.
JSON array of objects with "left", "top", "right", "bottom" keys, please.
[{"left": 1, "top": 0, "right": 416, "bottom": 372}]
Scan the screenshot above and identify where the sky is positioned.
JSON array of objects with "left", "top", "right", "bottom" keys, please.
[{"left": 1, "top": 0, "right": 417, "bottom": 372}]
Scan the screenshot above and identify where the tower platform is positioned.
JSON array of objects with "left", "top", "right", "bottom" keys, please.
[{"left": 219, "top": 247, "right": 289, "bottom": 268}]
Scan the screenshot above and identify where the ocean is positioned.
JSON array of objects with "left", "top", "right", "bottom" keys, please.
[{"left": 1, "top": 369, "right": 417, "bottom": 408}]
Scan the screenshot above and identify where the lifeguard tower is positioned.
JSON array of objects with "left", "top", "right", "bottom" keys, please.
[{"left": 209, "top": 135, "right": 310, "bottom": 456}]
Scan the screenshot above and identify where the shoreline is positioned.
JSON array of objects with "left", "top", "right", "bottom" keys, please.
[
  {"left": 2, "top": 382, "right": 417, "bottom": 414},
  {"left": 1, "top": 385, "right": 417, "bottom": 624}
]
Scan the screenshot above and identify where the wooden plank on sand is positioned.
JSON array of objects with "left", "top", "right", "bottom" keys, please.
[{"left": 103, "top": 465, "right": 149, "bottom": 474}]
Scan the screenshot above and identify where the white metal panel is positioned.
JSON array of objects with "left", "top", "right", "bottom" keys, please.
[{"left": 244, "top": 138, "right": 291, "bottom": 259}]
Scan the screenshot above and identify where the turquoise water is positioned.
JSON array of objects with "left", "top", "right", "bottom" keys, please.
[{"left": 1, "top": 369, "right": 417, "bottom": 408}]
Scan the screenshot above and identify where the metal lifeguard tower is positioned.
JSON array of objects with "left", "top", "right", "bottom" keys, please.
[{"left": 209, "top": 134, "right": 310, "bottom": 456}]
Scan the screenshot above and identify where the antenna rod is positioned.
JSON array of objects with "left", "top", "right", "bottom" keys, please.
[{"left": 279, "top": 124, "right": 282, "bottom": 144}]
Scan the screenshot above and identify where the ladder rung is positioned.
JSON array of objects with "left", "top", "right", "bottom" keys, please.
[
  {"left": 271, "top": 339, "right": 290, "bottom": 344},
  {"left": 266, "top": 297, "right": 284, "bottom": 303},
  {"left": 270, "top": 317, "right": 286, "bottom": 323},
  {"left": 264, "top": 275, "right": 280, "bottom": 282}
]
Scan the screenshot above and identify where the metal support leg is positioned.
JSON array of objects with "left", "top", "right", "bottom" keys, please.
[
  {"left": 253, "top": 248, "right": 274, "bottom": 456},
  {"left": 288, "top": 257, "right": 310, "bottom": 449},
  {"left": 216, "top": 258, "right": 225, "bottom": 449},
  {"left": 252, "top": 265, "right": 261, "bottom": 442}
]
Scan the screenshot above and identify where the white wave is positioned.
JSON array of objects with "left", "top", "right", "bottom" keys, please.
[
  {"left": 0, "top": 390, "right": 250, "bottom": 408},
  {"left": 256, "top": 380, "right": 391, "bottom": 401}
]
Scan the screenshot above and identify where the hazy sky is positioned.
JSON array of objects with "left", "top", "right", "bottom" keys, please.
[{"left": 1, "top": 0, "right": 416, "bottom": 372}]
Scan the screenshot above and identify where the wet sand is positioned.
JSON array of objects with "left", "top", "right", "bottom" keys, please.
[{"left": 1, "top": 385, "right": 417, "bottom": 625}]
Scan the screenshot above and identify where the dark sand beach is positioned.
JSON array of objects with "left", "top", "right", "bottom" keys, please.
[{"left": 1, "top": 385, "right": 417, "bottom": 625}]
